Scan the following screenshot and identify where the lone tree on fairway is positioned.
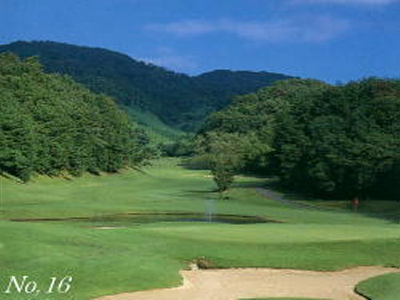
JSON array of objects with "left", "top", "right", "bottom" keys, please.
[
  {"left": 211, "top": 161, "right": 235, "bottom": 193},
  {"left": 204, "top": 132, "right": 245, "bottom": 198}
]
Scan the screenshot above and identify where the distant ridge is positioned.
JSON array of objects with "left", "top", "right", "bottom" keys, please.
[{"left": 0, "top": 41, "right": 293, "bottom": 131}]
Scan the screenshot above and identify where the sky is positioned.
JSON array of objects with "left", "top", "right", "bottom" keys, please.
[{"left": 0, "top": 0, "right": 399, "bottom": 82}]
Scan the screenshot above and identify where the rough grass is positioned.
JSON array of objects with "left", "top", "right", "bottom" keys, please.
[{"left": 0, "top": 158, "right": 399, "bottom": 300}]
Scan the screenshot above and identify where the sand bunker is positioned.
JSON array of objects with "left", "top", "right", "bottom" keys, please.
[{"left": 94, "top": 266, "right": 398, "bottom": 300}]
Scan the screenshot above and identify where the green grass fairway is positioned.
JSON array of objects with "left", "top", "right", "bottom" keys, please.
[{"left": 0, "top": 158, "right": 399, "bottom": 299}]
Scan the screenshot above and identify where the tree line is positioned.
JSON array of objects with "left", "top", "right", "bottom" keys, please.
[
  {"left": 196, "top": 78, "right": 400, "bottom": 200},
  {"left": 0, "top": 53, "right": 152, "bottom": 181}
]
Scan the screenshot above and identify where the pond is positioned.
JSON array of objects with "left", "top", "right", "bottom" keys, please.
[{"left": 10, "top": 212, "right": 276, "bottom": 226}]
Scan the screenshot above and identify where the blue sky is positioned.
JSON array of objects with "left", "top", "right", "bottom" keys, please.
[{"left": 0, "top": 0, "right": 399, "bottom": 82}]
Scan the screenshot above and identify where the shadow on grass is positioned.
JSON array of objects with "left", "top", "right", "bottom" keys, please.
[
  {"left": 185, "top": 190, "right": 215, "bottom": 194},
  {"left": 262, "top": 179, "right": 400, "bottom": 224},
  {"left": 233, "top": 179, "right": 269, "bottom": 189}
]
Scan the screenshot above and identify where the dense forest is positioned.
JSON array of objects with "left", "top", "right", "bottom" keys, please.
[
  {"left": 0, "top": 53, "right": 151, "bottom": 181},
  {"left": 0, "top": 41, "right": 292, "bottom": 131},
  {"left": 197, "top": 79, "right": 400, "bottom": 200}
]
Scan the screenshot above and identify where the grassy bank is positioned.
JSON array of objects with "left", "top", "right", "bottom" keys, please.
[{"left": 357, "top": 272, "right": 400, "bottom": 300}]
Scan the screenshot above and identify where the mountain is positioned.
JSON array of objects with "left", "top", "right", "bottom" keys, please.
[
  {"left": 0, "top": 41, "right": 293, "bottom": 132},
  {"left": 196, "top": 69, "right": 292, "bottom": 109}
]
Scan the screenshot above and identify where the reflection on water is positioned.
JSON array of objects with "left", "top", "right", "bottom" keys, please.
[{"left": 205, "top": 199, "right": 216, "bottom": 223}]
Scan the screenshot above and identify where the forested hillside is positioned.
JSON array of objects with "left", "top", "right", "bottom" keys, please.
[
  {"left": 198, "top": 78, "right": 400, "bottom": 200},
  {"left": 0, "top": 53, "right": 151, "bottom": 181},
  {"left": 0, "top": 41, "right": 292, "bottom": 131},
  {"left": 196, "top": 69, "right": 291, "bottom": 108}
]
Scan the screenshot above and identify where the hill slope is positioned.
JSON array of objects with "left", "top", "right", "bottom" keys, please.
[
  {"left": 0, "top": 53, "right": 150, "bottom": 181},
  {"left": 196, "top": 69, "right": 292, "bottom": 109},
  {"left": 0, "top": 41, "right": 293, "bottom": 131}
]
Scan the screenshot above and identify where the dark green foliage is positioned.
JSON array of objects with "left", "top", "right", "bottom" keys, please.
[
  {"left": 196, "top": 69, "right": 292, "bottom": 110},
  {"left": 212, "top": 164, "right": 235, "bottom": 193},
  {"left": 199, "top": 78, "right": 400, "bottom": 200},
  {"left": 0, "top": 41, "right": 292, "bottom": 131},
  {"left": 197, "top": 132, "right": 248, "bottom": 192},
  {"left": 160, "top": 135, "right": 195, "bottom": 157},
  {"left": 0, "top": 53, "right": 151, "bottom": 181},
  {"left": 0, "top": 89, "right": 35, "bottom": 181}
]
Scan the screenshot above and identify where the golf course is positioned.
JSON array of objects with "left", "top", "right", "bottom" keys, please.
[
  {"left": 1, "top": 29, "right": 400, "bottom": 300},
  {"left": 1, "top": 158, "right": 399, "bottom": 300}
]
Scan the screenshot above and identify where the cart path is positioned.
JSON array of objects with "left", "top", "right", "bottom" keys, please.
[{"left": 94, "top": 266, "right": 398, "bottom": 300}]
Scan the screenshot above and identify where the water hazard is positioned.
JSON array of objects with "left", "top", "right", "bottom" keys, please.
[{"left": 10, "top": 212, "right": 274, "bottom": 225}]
